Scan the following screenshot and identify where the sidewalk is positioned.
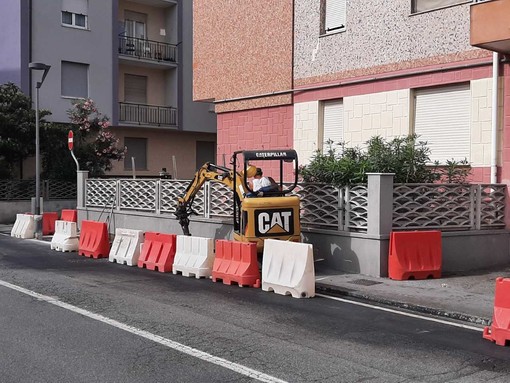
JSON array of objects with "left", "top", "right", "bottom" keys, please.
[
  {"left": 315, "top": 264, "right": 510, "bottom": 327},
  {"left": 1, "top": 223, "right": 506, "bottom": 327}
]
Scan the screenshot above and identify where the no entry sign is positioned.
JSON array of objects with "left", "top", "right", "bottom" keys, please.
[{"left": 68, "top": 130, "right": 73, "bottom": 151}]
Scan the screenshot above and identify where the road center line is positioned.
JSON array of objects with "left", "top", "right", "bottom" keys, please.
[
  {"left": 0, "top": 279, "right": 287, "bottom": 383},
  {"left": 316, "top": 293, "right": 484, "bottom": 332}
]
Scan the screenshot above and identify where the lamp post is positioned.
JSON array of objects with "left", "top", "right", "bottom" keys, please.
[{"left": 29, "top": 62, "right": 50, "bottom": 238}]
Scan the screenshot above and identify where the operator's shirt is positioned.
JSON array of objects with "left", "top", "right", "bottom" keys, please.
[{"left": 252, "top": 177, "right": 272, "bottom": 192}]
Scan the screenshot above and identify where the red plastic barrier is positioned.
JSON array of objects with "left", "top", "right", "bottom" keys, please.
[
  {"left": 61, "top": 209, "right": 77, "bottom": 222},
  {"left": 212, "top": 240, "right": 261, "bottom": 288},
  {"left": 78, "top": 220, "right": 110, "bottom": 259},
  {"left": 137, "top": 232, "right": 176, "bottom": 272},
  {"left": 388, "top": 230, "right": 442, "bottom": 280},
  {"left": 42, "top": 212, "right": 59, "bottom": 235},
  {"left": 483, "top": 277, "right": 510, "bottom": 346}
]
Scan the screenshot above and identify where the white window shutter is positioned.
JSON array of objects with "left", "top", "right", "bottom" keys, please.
[
  {"left": 323, "top": 100, "right": 344, "bottom": 151},
  {"left": 62, "top": 0, "right": 88, "bottom": 15},
  {"left": 325, "top": 0, "right": 346, "bottom": 33},
  {"left": 414, "top": 84, "right": 471, "bottom": 163}
]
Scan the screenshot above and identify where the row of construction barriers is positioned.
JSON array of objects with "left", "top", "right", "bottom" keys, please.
[
  {"left": 11, "top": 210, "right": 78, "bottom": 239},
  {"left": 46, "top": 219, "right": 316, "bottom": 299}
]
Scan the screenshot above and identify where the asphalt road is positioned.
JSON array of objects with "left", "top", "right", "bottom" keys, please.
[{"left": 0, "top": 234, "right": 509, "bottom": 383}]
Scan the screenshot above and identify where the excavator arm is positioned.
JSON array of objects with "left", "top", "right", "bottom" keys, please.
[{"left": 175, "top": 162, "right": 249, "bottom": 236}]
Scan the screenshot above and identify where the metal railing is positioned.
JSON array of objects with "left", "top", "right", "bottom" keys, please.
[
  {"left": 118, "top": 36, "right": 177, "bottom": 63},
  {"left": 0, "top": 180, "right": 77, "bottom": 201},
  {"left": 119, "top": 102, "right": 177, "bottom": 127}
]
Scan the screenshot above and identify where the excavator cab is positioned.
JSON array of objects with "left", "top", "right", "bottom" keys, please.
[
  {"left": 175, "top": 149, "right": 301, "bottom": 253},
  {"left": 232, "top": 150, "right": 301, "bottom": 252}
]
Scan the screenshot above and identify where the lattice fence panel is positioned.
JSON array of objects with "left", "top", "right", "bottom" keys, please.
[
  {"left": 47, "top": 180, "right": 77, "bottom": 199},
  {"left": 209, "top": 182, "right": 233, "bottom": 217},
  {"left": 292, "top": 183, "right": 339, "bottom": 229},
  {"left": 0, "top": 180, "right": 36, "bottom": 200},
  {"left": 479, "top": 184, "right": 506, "bottom": 229},
  {"left": 347, "top": 185, "right": 368, "bottom": 232},
  {"left": 86, "top": 179, "right": 117, "bottom": 207},
  {"left": 393, "top": 184, "right": 472, "bottom": 230},
  {"left": 160, "top": 180, "right": 205, "bottom": 216},
  {"left": 119, "top": 180, "right": 157, "bottom": 211}
]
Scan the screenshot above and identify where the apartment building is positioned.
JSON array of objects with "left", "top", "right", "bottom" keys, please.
[
  {"left": 0, "top": 0, "right": 216, "bottom": 179},
  {"left": 193, "top": 0, "right": 510, "bottom": 187}
]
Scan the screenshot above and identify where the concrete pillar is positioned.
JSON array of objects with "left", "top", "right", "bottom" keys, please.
[
  {"left": 367, "top": 173, "right": 394, "bottom": 236},
  {"left": 77, "top": 171, "right": 89, "bottom": 208}
]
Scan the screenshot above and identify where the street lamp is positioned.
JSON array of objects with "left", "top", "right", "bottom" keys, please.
[{"left": 29, "top": 62, "right": 51, "bottom": 238}]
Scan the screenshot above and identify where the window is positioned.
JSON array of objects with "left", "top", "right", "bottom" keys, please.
[
  {"left": 61, "top": 61, "right": 88, "bottom": 98},
  {"left": 62, "top": 0, "right": 88, "bottom": 29},
  {"left": 322, "top": 0, "right": 346, "bottom": 35},
  {"left": 124, "top": 137, "right": 147, "bottom": 170},
  {"left": 124, "top": 74, "right": 147, "bottom": 104},
  {"left": 413, "top": 84, "right": 471, "bottom": 163},
  {"left": 124, "top": 11, "right": 147, "bottom": 39},
  {"left": 412, "top": 0, "right": 467, "bottom": 13},
  {"left": 322, "top": 100, "right": 344, "bottom": 152}
]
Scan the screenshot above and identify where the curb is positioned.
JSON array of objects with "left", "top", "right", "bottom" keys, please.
[{"left": 316, "top": 282, "right": 490, "bottom": 327}]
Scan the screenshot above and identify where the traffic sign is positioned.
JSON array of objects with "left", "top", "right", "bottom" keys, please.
[{"left": 68, "top": 130, "right": 73, "bottom": 151}]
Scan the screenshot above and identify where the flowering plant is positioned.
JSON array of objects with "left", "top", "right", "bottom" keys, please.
[{"left": 67, "top": 98, "right": 126, "bottom": 176}]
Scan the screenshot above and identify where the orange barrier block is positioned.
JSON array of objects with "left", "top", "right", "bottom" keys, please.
[
  {"left": 388, "top": 230, "right": 442, "bottom": 280},
  {"left": 138, "top": 232, "right": 176, "bottom": 272},
  {"left": 483, "top": 277, "right": 510, "bottom": 346},
  {"left": 78, "top": 220, "right": 110, "bottom": 259},
  {"left": 212, "top": 240, "right": 261, "bottom": 288},
  {"left": 42, "top": 212, "right": 59, "bottom": 235},
  {"left": 61, "top": 209, "right": 77, "bottom": 222}
]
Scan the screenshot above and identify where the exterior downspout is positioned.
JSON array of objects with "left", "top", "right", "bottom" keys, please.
[{"left": 491, "top": 52, "right": 499, "bottom": 184}]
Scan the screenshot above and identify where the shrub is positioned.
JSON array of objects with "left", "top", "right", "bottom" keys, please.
[{"left": 299, "top": 135, "right": 471, "bottom": 186}]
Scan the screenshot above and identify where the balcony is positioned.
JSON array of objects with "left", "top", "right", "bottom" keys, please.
[
  {"left": 119, "top": 102, "right": 177, "bottom": 127},
  {"left": 118, "top": 36, "right": 178, "bottom": 65},
  {"left": 470, "top": 0, "right": 510, "bottom": 54}
]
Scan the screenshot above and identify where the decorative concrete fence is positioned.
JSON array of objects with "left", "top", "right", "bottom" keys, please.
[{"left": 77, "top": 171, "right": 509, "bottom": 277}]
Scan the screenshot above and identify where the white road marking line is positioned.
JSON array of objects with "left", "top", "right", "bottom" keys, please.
[
  {"left": 0, "top": 279, "right": 287, "bottom": 383},
  {"left": 316, "top": 293, "right": 484, "bottom": 332}
]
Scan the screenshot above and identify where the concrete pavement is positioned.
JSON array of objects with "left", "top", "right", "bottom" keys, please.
[{"left": 1, "top": 223, "right": 507, "bottom": 328}]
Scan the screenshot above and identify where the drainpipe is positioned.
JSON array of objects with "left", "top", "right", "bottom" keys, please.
[{"left": 491, "top": 52, "right": 499, "bottom": 184}]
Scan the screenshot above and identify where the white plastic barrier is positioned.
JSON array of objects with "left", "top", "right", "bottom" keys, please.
[
  {"left": 109, "top": 228, "right": 144, "bottom": 266},
  {"left": 173, "top": 235, "right": 214, "bottom": 278},
  {"left": 262, "top": 239, "right": 315, "bottom": 298},
  {"left": 11, "top": 214, "right": 25, "bottom": 237},
  {"left": 11, "top": 214, "right": 35, "bottom": 239},
  {"left": 50, "top": 220, "right": 79, "bottom": 252}
]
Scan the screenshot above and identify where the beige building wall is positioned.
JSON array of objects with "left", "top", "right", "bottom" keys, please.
[
  {"left": 293, "top": 101, "right": 320, "bottom": 165},
  {"left": 470, "top": 78, "right": 503, "bottom": 167},
  {"left": 344, "top": 90, "right": 411, "bottom": 147},
  {"left": 110, "top": 128, "right": 216, "bottom": 179},
  {"left": 118, "top": 1, "right": 167, "bottom": 42},
  {"left": 118, "top": 64, "right": 167, "bottom": 106}
]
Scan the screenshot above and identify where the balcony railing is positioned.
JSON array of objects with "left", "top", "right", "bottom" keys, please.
[
  {"left": 118, "top": 36, "right": 177, "bottom": 63},
  {"left": 119, "top": 102, "right": 177, "bottom": 127}
]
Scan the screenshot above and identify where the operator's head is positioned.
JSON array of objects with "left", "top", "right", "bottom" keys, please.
[
  {"left": 255, "top": 168, "right": 263, "bottom": 178},
  {"left": 245, "top": 165, "right": 257, "bottom": 178}
]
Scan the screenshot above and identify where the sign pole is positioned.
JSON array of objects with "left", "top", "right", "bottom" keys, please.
[{"left": 68, "top": 130, "right": 80, "bottom": 171}]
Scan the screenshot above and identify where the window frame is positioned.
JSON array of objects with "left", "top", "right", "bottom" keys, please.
[
  {"left": 61, "top": 61, "right": 89, "bottom": 99},
  {"left": 61, "top": 10, "right": 88, "bottom": 29},
  {"left": 410, "top": 0, "right": 471, "bottom": 15},
  {"left": 320, "top": 0, "right": 347, "bottom": 36}
]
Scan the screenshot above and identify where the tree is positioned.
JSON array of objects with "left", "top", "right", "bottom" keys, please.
[
  {"left": 0, "top": 82, "right": 49, "bottom": 179},
  {"left": 66, "top": 98, "right": 125, "bottom": 177}
]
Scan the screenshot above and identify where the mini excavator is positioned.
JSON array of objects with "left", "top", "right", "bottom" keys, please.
[{"left": 175, "top": 150, "right": 301, "bottom": 252}]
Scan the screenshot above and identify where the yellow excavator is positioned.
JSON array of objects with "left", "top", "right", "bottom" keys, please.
[{"left": 175, "top": 150, "right": 301, "bottom": 252}]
